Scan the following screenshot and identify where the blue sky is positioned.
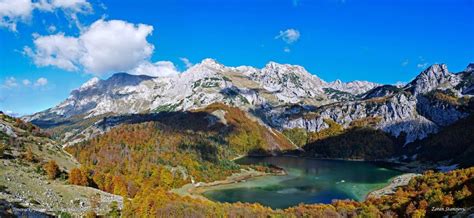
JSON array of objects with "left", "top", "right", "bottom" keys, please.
[{"left": 1, "top": 0, "right": 473, "bottom": 115}]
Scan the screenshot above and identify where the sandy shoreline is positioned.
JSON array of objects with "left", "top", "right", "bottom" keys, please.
[
  {"left": 172, "top": 168, "right": 285, "bottom": 200},
  {"left": 366, "top": 173, "right": 420, "bottom": 199}
]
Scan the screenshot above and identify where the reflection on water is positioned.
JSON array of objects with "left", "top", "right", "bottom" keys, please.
[{"left": 203, "top": 156, "right": 402, "bottom": 209}]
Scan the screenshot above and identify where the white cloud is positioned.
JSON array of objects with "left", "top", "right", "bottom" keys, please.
[
  {"left": 283, "top": 47, "right": 291, "bottom": 53},
  {"left": 0, "top": 0, "right": 35, "bottom": 31},
  {"left": 417, "top": 63, "right": 429, "bottom": 69},
  {"left": 0, "top": 0, "right": 92, "bottom": 31},
  {"left": 275, "top": 28, "right": 300, "bottom": 44},
  {"left": 401, "top": 59, "right": 409, "bottom": 67},
  {"left": 25, "top": 19, "right": 155, "bottom": 76},
  {"left": 34, "top": 77, "right": 48, "bottom": 86},
  {"left": 1, "top": 76, "right": 48, "bottom": 89},
  {"left": 180, "top": 57, "right": 193, "bottom": 69},
  {"left": 416, "top": 56, "right": 429, "bottom": 69},
  {"left": 35, "top": 0, "right": 92, "bottom": 13},
  {"left": 3, "top": 77, "right": 18, "bottom": 88},
  {"left": 129, "top": 61, "right": 179, "bottom": 77},
  {"left": 22, "top": 79, "right": 31, "bottom": 86},
  {"left": 80, "top": 20, "right": 154, "bottom": 74},
  {"left": 24, "top": 33, "right": 83, "bottom": 71}
]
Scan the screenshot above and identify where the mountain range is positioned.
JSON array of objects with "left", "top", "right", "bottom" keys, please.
[
  {"left": 24, "top": 59, "right": 474, "bottom": 164},
  {"left": 4, "top": 59, "right": 474, "bottom": 216}
]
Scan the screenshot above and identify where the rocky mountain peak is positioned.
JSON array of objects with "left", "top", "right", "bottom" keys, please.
[
  {"left": 79, "top": 77, "right": 101, "bottom": 91},
  {"left": 325, "top": 80, "right": 380, "bottom": 95},
  {"left": 425, "top": 64, "right": 449, "bottom": 76},
  {"left": 408, "top": 64, "right": 459, "bottom": 95},
  {"left": 465, "top": 63, "right": 474, "bottom": 73},
  {"left": 263, "top": 61, "right": 309, "bottom": 74},
  {"left": 333, "top": 79, "right": 343, "bottom": 85},
  {"left": 197, "top": 58, "right": 224, "bottom": 70}
]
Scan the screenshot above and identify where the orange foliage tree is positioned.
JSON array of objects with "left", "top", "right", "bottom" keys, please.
[
  {"left": 43, "top": 160, "right": 59, "bottom": 180},
  {"left": 68, "top": 168, "right": 89, "bottom": 186}
]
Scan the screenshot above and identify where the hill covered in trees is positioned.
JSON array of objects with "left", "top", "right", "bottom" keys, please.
[{"left": 65, "top": 103, "right": 294, "bottom": 197}]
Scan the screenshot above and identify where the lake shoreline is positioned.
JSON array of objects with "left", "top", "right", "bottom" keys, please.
[
  {"left": 247, "top": 154, "right": 445, "bottom": 174},
  {"left": 173, "top": 156, "right": 413, "bottom": 206},
  {"left": 171, "top": 168, "right": 286, "bottom": 200},
  {"left": 366, "top": 173, "right": 421, "bottom": 199}
]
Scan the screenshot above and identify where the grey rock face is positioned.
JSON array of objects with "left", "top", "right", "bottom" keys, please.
[
  {"left": 416, "top": 95, "right": 468, "bottom": 126},
  {"left": 267, "top": 93, "right": 440, "bottom": 144},
  {"left": 326, "top": 79, "right": 380, "bottom": 95},
  {"left": 465, "top": 63, "right": 474, "bottom": 73},
  {"left": 283, "top": 116, "right": 329, "bottom": 132},
  {"left": 407, "top": 64, "right": 460, "bottom": 95},
  {"left": 361, "top": 85, "right": 402, "bottom": 99},
  {"left": 0, "top": 122, "right": 17, "bottom": 138}
]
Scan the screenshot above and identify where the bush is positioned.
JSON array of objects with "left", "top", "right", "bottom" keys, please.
[
  {"left": 0, "top": 143, "right": 6, "bottom": 158},
  {"left": 68, "top": 168, "right": 89, "bottom": 186},
  {"left": 24, "top": 148, "right": 35, "bottom": 162},
  {"left": 43, "top": 160, "right": 60, "bottom": 180},
  {"left": 107, "top": 201, "right": 121, "bottom": 217}
]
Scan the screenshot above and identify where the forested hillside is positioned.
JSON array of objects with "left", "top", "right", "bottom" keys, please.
[
  {"left": 65, "top": 103, "right": 294, "bottom": 197},
  {"left": 410, "top": 114, "right": 474, "bottom": 167}
]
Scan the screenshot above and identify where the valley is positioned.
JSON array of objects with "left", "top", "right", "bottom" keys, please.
[{"left": 1, "top": 60, "right": 474, "bottom": 217}]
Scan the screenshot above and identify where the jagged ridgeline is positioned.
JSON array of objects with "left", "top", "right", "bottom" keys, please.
[{"left": 25, "top": 60, "right": 474, "bottom": 166}]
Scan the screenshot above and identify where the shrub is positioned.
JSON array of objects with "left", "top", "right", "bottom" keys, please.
[
  {"left": 0, "top": 143, "right": 6, "bottom": 158},
  {"left": 24, "top": 147, "right": 35, "bottom": 162},
  {"left": 68, "top": 168, "right": 89, "bottom": 186},
  {"left": 43, "top": 160, "right": 60, "bottom": 180}
]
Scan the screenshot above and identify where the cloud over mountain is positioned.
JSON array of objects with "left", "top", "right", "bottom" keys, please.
[
  {"left": 129, "top": 61, "right": 179, "bottom": 77},
  {"left": 24, "top": 19, "right": 155, "bottom": 76}
]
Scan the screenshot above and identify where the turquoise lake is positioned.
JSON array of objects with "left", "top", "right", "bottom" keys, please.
[{"left": 202, "top": 156, "right": 402, "bottom": 209}]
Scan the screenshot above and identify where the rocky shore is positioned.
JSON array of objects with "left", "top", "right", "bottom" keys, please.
[{"left": 366, "top": 173, "right": 420, "bottom": 199}]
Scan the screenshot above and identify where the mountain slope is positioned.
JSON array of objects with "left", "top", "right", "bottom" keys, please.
[
  {"left": 0, "top": 112, "right": 122, "bottom": 216},
  {"left": 65, "top": 103, "right": 294, "bottom": 197}
]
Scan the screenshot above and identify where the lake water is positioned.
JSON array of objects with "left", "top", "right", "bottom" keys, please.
[{"left": 203, "top": 156, "right": 402, "bottom": 209}]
